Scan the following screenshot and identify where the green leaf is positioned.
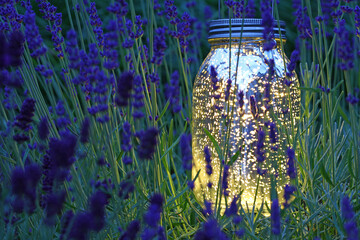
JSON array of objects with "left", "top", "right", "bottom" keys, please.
[
  {"left": 228, "top": 149, "right": 241, "bottom": 166},
  {"left": 320, "top": 163, "right": 334, "bottom": 187},
  {"left": 203, "top": 127, "right": 222, "bottom": 159}
]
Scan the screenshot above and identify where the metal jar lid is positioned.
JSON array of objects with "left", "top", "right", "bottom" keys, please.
[{"left": 208, "top": 18, "right": 286, "bottom": 39}]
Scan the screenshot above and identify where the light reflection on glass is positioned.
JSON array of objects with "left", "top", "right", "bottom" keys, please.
[{"left": 192, "top": 39, "right": 300, "bottom": 212}]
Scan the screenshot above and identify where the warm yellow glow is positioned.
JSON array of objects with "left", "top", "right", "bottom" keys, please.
[{"left": 191, "top": 40, "right": 300, "bottom": 212}]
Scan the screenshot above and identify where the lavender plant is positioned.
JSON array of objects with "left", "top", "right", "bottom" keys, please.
[{"left": 0, "top": 0, "right": 359, "bottom": 239}]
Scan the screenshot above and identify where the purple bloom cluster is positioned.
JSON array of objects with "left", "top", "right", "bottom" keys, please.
[
  {"left": 283, "top": 184, "right": 296, "bottom": 208},
  {"left": 180, "top": 133, "right": 192, "bottom": 171},
  {"left": 132, "top": 75, "right": 145, "bottom": 119},
  {"left": 67, "top": 190, "right": 110, "bottom": 239},
  {"left": 0, "top": 31, "right": 24, "bottom": 69},
  {"left": 334, "top": 19, "right": 354, "bottom": 70},
  {"left": 10, "top": 163, "right": 42, "bottom": 213},
  {"left": 103, "top": 20, "right": 119, "bottom": 70},
  {"left": 116, "top": 71, "right": 134, "bottom": 107},
  {"left": 271, "top": 198, "right": 281, "bottom": 235},
  {"left": 142, "top": 193, "right": 166, "bottom": 239},
  {"left": 138, "top": 127, "right": 159, "bottom": 160},
  {"left": 225, "top": 79, "right": 232, "bottom": 101},
  {"left": 261, "top": 1, "right": 275, "bottom": 51},
  {"left": 66, "top": 30, "right": 81, "bottom": 70},
  {"left": 355, "top": 6, "right": 360, "bottom": 37},
  {"left": 44, "top": 190, "right": 66, "bottom": 225},
  {"left": 119, "top": 220, "right": 140, "bottom": 240},
  {"left": 286, "top": 147, "right": 296, "bottom": 179},
  {"left": 222, "top": 164, "right": 230, "bottom": 196},
  {"left": 13, "top": 98, "right": 35, "bottom": 143},
  {"left": 194, "top": 218, "right": 229, "bottom": 240},
  {"left": 44, "top": 131, "right": 77, "bottom": 190},
  {"left": 255, "top": 128, "right": 266, "bottom": 176},
  {"left": 346, "top": 92, "right": 359, "bottom": 105},
  {"left": 165, "top": 70, "right": 181, "bottom": 113},
  {"left": 237, "top": 90, "right": 244, "bottom": 112},
  {"left": 249, "top": 95, "right": 258, "bottom": 119},
  {"left": 24, "top": 6, "right": 47, "bottom": 58},
  {"left": 121, "top": 121, "right": 132, "bottom": 165},
  {"left": 341, "top": 196, "right": 359, "bottom": 240},
  {"left": 151, "top": 27, "right": 167, "bottom": 65},
  {"left": 204, "top": 146, "right": 213, "bottom": 177},
  {"left": 294, "top": 6, "right": 312, "bottom": 39},
  {"left": 165, "top": 0, "right": 179, "bottom": 25},
  {"left": 0, "top": 1, "right": 23, "bottom": 31},
  {"left": 88, "top": 2, "right": 104, "bottom": 48},
  {"left": 118, "top": 171, "right": 135, "bottom": 199},
  {"left": 107, "top": 0, "right": 128, "bottom": 17},
  {"left": 286, "top": 47, "right": 300, "bottom": 78}
]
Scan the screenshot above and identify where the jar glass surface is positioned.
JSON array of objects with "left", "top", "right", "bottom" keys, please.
[{"left": 191, "top": 37, "right": 300, "bottom": 211}]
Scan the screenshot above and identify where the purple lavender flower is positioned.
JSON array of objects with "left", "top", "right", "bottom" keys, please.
[
  {"left": 165, "top": 0, "right": 179, "bottom": 25},
  {"left": 14, "top": 98, "right": 35, "bottom": 131},
  {"left": 0, "top": 1, "right": 23, "bottom": 31},
  {"left": 256, "top": 127, "right": 266, "bottom": 167},
  {"left": 237, "top": 90, "right": 244, "bottom": 112},
  {"left": 120, "top": 220, "right": 140, "bottom": 240},
  {"left": 271, "top": 199, "right": 281, "bottom": 235},
  {"left": 66, "top": 30, "right": 81, "bottom": 70},
  {"left": 194, "top": 218, "right": 229, "bottom": 240},
  {"left": 89, "top": 190, "right": 109, "bottom": 232},
  {"left": 210, "top": 66, "right": 219, "bottom": 91},
  {"left": 121, "top": 121, "right": 132, "bottom": 152},
  {"left": 80, "top": 117, "right": 90, "bottom": 144},
  {"left": 294, "top": 6, "right": 312, "bottom": 39},
  {"left": 225, "top": 79, "right": 232, "bottom": 101},
  {"left": 176, "top": 12, "right": 192, "bottom": 52},
  {"left": 342, "top": 196, "right": 359, "bottom": 240},
  {"left": 346, "top": 93, "right": 359, "bottom": 105},
  {"left": 180, "top": 133, "right": 192, "bottom": 171},
  {"left": 49, "top": 131, "right": 77, "bottom": 176},
  {"left": 151, "top": 27, "right": 167, "bottom": 65},
  {"left": 107, "top": 0, "right": 128, "bottom": 17},
  {"left": 246, "top": 0, "right": 256, "bottom": 17},
  {"left": 334, "top": 19, "right": 354, "bottom": 70},
  {"left": 269, "top": 122, "right": 277, "bottom": 144},
  {"left": 165, "top": 70, "right": 181, "bottom": 113},
  {"left": 132, "top": 75, "right": 144, "bottom": 119},
  {"left": 286, "top": 147, "right": 296, "bottom": 179},
  {"left": 355, "top": 6, "right": 360, "bottom": 37},
  {"left": 116, "top": 71, "right": 133, "bottom": 107},
  {"left": 286, "top": 42, "right": 300, "bottom": 78},
  {"left": 138, "top": 127, "right": 159, "bottom": 160},
  {"left": 88, "top": 2, "right": 104, "bottom": 48},
  {"left": 261, "top": 1, "right": 275, "bottom": 51},
  {"left": 38, "top": 117, "right": 49, "bottom": 141},
  {"left": 103, "top": 20, "right": 119, "bottom": 70},
  {"left": 225, "top": 196, "right": 239, "bottom": 217},
  {"left": 250, "top": 95, "right": 258, "bottom": 120},
  {"left": 6, "top": 31, "right": 25, "bottom": 67},
  {"left": 283, "top": 184, "right": 296, "bottom": 208},
  {"left": 222, "top": 164, "right": 230, "bottom": 196},
  {"left": 44, "top": 190, "right": 66, "bottom": 225},
  {"left": 68, "top": 212, "right": 93, "bottom": 240},
  {"left": 24, "top": 6, "right": 47, "bottom": 58},
  {"left": 144, "top": 193, "right": 163, "bottom": 228},
  {"left": 204, "top": 146, "right": 212, "bottom": 176}
]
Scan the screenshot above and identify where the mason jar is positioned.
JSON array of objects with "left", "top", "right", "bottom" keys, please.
[{"left": 191, "top": 18, "right": 300, "bottom": 212}]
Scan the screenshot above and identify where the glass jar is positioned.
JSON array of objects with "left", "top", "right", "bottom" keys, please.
[{"left": 191, "top": 19, "right": 300, "bottom": 212}]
